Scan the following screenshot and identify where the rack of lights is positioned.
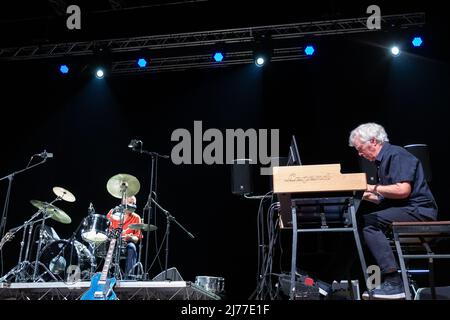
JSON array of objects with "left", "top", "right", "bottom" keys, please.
[{"left": 0, "top": 12, "right": 424, "bottom": 73}]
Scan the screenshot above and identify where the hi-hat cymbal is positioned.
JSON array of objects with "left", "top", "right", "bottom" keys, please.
[
  {"left": 53, "top": 187, "right": 76, "bottom": 202},
  {"left": 30, "top": 200, "right": 72, "bottom": 224},
  {"left": 106, "top": 173, "right": 140, "bottom": 199},
  {"left": 128, "top": 223, "right": 157, "bottom": 232}
]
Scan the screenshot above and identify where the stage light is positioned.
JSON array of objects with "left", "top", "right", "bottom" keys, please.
[
  {"left": 95, "top": 68, "right": 105, "bottom": 79},
  {"left": 137, "top": 58, "right": 148, "bottom": 68},
  {"left": 213, "top": 52, "right": 224, "bottom": 62},
  {"left": 253, "top": 33, "right": 272, "bottom": 68},
  {"left": 412, "top": 37, "right": 423, "bottom": 47},
  {"left": 59, "top": 65, "right": 69, "bottom": 74},
  {"left": 255, "top": 56, "right": 265, "bottom": 67},
  {"left": 304, "top": 45, "right": 315, "bottom": 56},
  {"left": 390, "top": 46, "right": 400, "bottom": 56}
]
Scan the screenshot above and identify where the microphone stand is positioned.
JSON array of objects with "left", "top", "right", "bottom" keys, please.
[
  {"left": 153, "top": 201, "right": 194, "bottom": 281},
  {"left": 0, "top": 157, "right": 48, "bottom": 241},
  {"left": 130, "top": 142, "right": 169, "bottom": 280}
]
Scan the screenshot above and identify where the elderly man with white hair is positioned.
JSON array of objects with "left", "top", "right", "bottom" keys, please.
[{"left": 349, "top": 123, "right": 438, "bottom": 299}]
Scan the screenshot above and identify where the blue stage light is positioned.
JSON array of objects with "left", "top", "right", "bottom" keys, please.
[
  {"left": 304, "top": 45, "right": 315, "bottom": 56},
  {"left": 412, "top": 37, "right": 423, "bottom": 47},
  {"left": 59, "top": 65, "right": 69, "bottom": 74},
  {"left": 137, "top": 58, "right": 148, "bottom": 68},
  {"left": 213, "top": 52, "right": 224, "bottom": 62}
]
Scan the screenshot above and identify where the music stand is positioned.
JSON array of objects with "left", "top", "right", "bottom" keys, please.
[{"left": 287, "top": 135, "right": 302, "bottom": 166}]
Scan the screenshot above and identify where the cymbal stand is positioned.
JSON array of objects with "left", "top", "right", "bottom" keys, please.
[
  {"left": 0, "top": 213, "right": 50, "bottom": 282},
  {"left": 111, "top": 184, "right": 128, "bottom": 280},
  {"left": 32, "top": 196, "right": 62, "bottom": 282},
  {"left": 127, "top": 215, "right": 144, "bottom": 280}
]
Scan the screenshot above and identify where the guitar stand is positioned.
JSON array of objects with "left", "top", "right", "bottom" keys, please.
[{"left": 110, "top": 261, "right": 123, "bottom": 281}]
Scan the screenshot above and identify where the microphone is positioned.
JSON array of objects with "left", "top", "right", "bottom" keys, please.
[
  {"left": 88, "top": 203, "right": 95, "bottom": 214},
  {"left": 128, "top": 139, "right": 142, "bottom": 149},
  {"left": 36, "top": 150, "right": 53, "bottom": 158}
]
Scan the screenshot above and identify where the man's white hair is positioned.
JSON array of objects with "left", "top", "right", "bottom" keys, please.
[{"left": 348, "top": 122, "right": 389, "bottom": 147}]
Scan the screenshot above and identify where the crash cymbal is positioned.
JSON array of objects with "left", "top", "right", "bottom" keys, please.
[
  {"left": 30, "top": 200, "right": 72, "bottom": 224},
  {"left": 128, "top": 223, "right": 157, "bottom": 232},
  {"left": 106, "top": 173, "right": 140, "bottom": 199},
  {"left": 52, "top": 186, "right": 76, "bottom": 202}
]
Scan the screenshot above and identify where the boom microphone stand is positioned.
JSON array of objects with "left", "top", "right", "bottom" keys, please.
[
  {"left": 150, "top": 197, "right": 194, "bottom": 280},
  {"left": 0, "top": 154, "right": 49, "bottom": 246},
  {"left": 128, "top": 139, "right": 169, "bottom": 280}
]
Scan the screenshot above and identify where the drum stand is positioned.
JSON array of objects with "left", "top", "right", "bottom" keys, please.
[
  {"left": 110, "top": 185, "right": 129, "bottom": 281},
  {"left": 126, "top": 217, "right": 145, "bottom": 280},
  {"left": 0, "top": 210, "right": 56, "bottom": 283},
  {"left": 32, "top": 197, "right": 63, "bottom": 282}
]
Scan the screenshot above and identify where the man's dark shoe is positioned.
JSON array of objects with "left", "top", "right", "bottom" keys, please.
[{"left": 363, "top": 281, "right": 406, "bottom": 300}]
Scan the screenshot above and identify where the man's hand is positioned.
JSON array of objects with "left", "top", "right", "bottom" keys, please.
[
  {"left": 363, "top": 191, "right": 381, "bottom": 204},
  {"left": 122, "top": 233, "right": 138, "bottom": 243},
  {"left": 366, "top": 182, "right": 411, "bottom": 199}
]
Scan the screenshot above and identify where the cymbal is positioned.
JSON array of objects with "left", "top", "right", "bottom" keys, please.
[
  {"left": 106, "top": 173, "right": 140, "bottom": 199},
  {"left": 30, "top": 200, "right": 72, "bottom": 224},
  {"left": 53, "top": 186, "right": 76, "bottom": 202},
  {"left": 128, "top": 223, "right": 157, "bottom": 232}
]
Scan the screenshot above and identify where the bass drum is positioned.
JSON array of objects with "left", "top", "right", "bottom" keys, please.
[{"left": 39, "top": 240, "right": 95, "bottom": 282}]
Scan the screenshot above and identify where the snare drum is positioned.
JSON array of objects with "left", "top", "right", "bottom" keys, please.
[
  {"left": 80, "top": 214, "right": 110, "bottom": 243},
  {"left": 195, "top": 276, "right": 225, "bottom": 295}
]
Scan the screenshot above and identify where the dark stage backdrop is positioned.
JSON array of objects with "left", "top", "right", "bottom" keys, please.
[{"left": 1, "top": 3, "right": 449, "bottom": 299}]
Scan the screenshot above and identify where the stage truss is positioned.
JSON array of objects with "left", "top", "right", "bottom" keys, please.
[
  {"left": 0, "top": 280, "right": 221, "bottom": 300},
  {"left": 0, "top": 13, "right": 425, "bottom": 74}
]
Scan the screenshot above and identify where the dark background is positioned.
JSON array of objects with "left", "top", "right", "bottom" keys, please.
[{"left": 0, "top": 0, "right": 449, "bottom": 299}]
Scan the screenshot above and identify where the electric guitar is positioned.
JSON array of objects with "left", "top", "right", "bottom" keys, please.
[
  {"left": 0, "top": 232, "right": 14, "bottom": 251},
  {"left": 81, "top": 237, "right": 118, "bottom": 300}
]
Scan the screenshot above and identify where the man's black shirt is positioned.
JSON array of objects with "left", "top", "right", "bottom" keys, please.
[{"left": 375, "top": 142, "right": 438, "bottom": 219}]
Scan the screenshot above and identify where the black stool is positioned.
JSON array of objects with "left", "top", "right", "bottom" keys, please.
[{"left": 392, "top": 221, "right": 450, "bottom": 300}]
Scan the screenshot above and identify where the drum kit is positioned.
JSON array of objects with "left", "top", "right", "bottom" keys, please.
[{"left": 0, "top": 173, "right": 157, "bottom": 284}]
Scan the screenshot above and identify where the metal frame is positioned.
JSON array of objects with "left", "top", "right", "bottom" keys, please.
[
  {"left": 0, "top": 13, "right": 425, "bottom": 73},
  {"left": 392, "top": 223, "right": 450, "bottom": 300},
  {"left": 287, "top": 196, "right": 368, "bottom": 300},
  {"left": 0, "top": 280, "right": 221, "bottom": 300}
]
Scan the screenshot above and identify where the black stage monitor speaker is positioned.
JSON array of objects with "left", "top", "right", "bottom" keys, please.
[
  {"left": 404, "top": 144, "right": 432, "bottom": 182},
  {"left": 152, "top": 267, "right": 184, "bottom": 281},
  {"left": 415, "top": 286, "right": 450, "bottom": 300},
  {"left": 231, "top": 159, "right": 254, "bottom": 195}
]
